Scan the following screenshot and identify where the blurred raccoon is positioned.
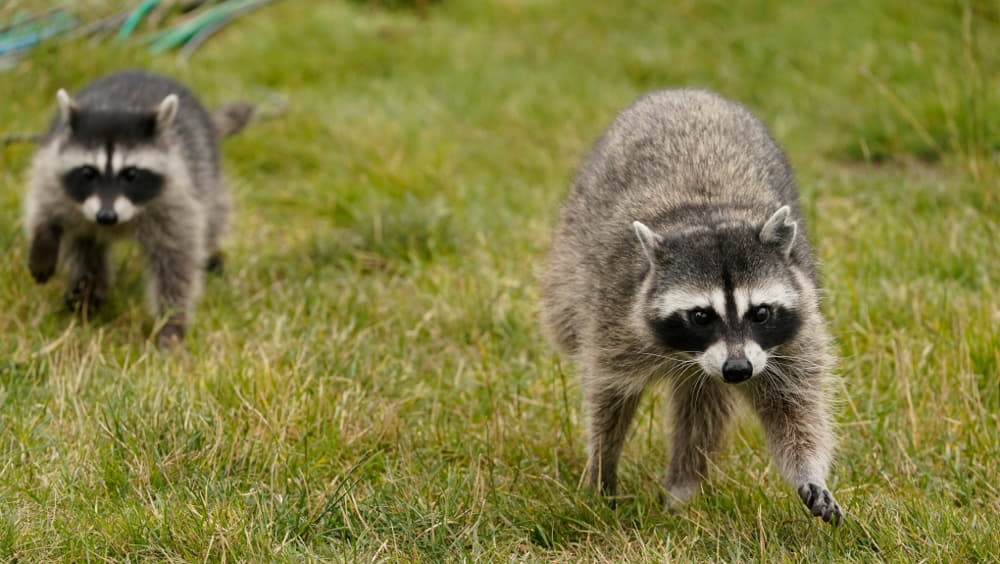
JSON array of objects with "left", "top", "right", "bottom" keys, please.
[
  {"left": 540, "top": 89, "right": 842, "bottom": 524},
  {"left": 24, "top": 70, "right": 252, "bottom": 348}
]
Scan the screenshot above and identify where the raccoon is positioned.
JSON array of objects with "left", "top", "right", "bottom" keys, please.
[
  {"left": 540, "top": 89, "right": 842, "bottom": 524},
  {"left": 24, "top": 70, "right": 250, "bottom": 348}
]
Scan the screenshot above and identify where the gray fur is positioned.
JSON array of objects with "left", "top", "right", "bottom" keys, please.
[
  {"left": 24, "top": 70, "right": 238, "bottom": 348},
  {"left": 540, "top": 89, "right": 841, "bottom": 524},
  {"left": 211, "top": 101, "right": 254, "bottom": 138}
]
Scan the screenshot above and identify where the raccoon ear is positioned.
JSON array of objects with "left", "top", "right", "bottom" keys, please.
[
  {"left": 633, "top": 221, "right": 663, "bottom": 266},
  {"left": 760, "top": 205, "right": 797, "bottom": 258},
  {"left": 155, "top": 94, "right": 179, "bottom": 130},
  {"left": 56, "top": 89, "right": 80, "bottom": 128}
]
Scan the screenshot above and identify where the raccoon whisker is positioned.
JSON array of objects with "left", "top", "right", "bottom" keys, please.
[
  {"left": 767, "top": 353, "right": 826, "bottom": 369},
  {"left": 692, "top": 370, "right": 712, "bottom": 408},
  {"left": 765, "top": 358, "right": 795, "bottom": 372},
  {"left": 668, "top": 361, "right": 704, "bottom": 373},
  {"left": 661, "top": 366, "right": 701, "bottom": 388},
  {"left": 759, "top": 365, "right": 801, "bottom": 400},
  {"left": 766, "top": 357, "right": 826, "bottom": 376},
  {"left": 767, "top": 353, "right": 813, "bottom": 360},
  {"left": 679, "top": 364, "right": 704, "bottom": 385},
  {"left": 664, "top": 363, "right": 701, "bottom": 390},
  {"left": 633, "top": 350, "right": 699, "bottom": 365},
  {"left": 666, "top": 361, "right": 707, "bottom": 405},
  {"left": 767, "top": 352, "right": 827, "bottom": 363}
]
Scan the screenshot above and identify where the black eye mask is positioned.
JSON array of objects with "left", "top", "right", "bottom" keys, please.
[
  {"left": 62, "top": 165, "right": 101, "bottom": 202},
  {"left": 748, "top": 305, "right": 803, "bottom": 350},
  {"left": 649, "top": 311, "right": 722, "bottom": 354},
  {"left": 61, "top": 165, "right": 165, "bottom": 205},
  {"left": 119, "top": 167, "right": 165, "bottom": 204}
]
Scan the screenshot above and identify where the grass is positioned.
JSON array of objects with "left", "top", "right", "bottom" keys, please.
[{"left": 0, "top": 0, "right": 998, "bottom": 561}]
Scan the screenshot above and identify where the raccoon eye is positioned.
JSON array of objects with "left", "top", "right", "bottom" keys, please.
[
  {"left": 752, "top": 305, "right": 771, "bottom": 324},
  {"left": 688, "top": 308, "right": 715, "bottom": 326},
  {"left": 120, "top": 167, "right": 139, "bottom": 182},
  {"left": 79, "top": 166, "right": 99, "bottom": 181}
]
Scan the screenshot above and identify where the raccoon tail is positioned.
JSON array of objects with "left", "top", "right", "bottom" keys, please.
[{"left": 211, "top": 101, "right": 255, "bottom": 138}]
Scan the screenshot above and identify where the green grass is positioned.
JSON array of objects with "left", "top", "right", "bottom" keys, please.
[{"left": 1, "top": 0, "right": 998, "bottom": 561}]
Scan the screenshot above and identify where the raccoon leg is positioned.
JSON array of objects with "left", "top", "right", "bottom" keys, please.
[
  {"left": 28, "top": 219, "right": 63, "bottom": 284},
  {"left": 583, "top": 381, "right": 643, "bottom": 498},
  {"left": 138, "top": 222, "right": 205, "bottom": 349},
  {"left": 663, "top": 376, "right": 733, "bottom": 508},
  {"left": 203, "top": 182, "right": 230, "bottom": 274},
  {"left": 749, "top": 377, "right": 841, "bottom": 525},
  {"left": 63, "top": 236, "right": 109, "bottom": 315}
]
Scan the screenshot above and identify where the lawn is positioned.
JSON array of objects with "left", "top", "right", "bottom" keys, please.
[{"left": 0, "top": 0, "right": 997, "bottom": 561}]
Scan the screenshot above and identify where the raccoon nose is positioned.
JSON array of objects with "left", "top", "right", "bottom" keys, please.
[
  {"left": 96, "top": 209, "right": 118, "bottom": 225},
  {"left": 722, "top": 358, "right": 753, "bottom": 383}
]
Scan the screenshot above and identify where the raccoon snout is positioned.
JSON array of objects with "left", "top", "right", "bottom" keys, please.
[
  {"left": 722, "top": 358, "right": 753, "bottom": 383},
  {"left": 96, "top": 209, "right": 118, "bottom": 225}
]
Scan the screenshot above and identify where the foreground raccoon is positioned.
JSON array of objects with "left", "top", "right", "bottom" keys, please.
[
  {"left": 541, "top": 89, "right": 842, "bottom": 524},
  {"left": 24, "top": 70, "right": 251, "bottom": 348}
]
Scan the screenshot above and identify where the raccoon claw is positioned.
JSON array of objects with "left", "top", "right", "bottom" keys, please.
[{"left": 798, "top": 483, "right": 842, "bottom": 525}]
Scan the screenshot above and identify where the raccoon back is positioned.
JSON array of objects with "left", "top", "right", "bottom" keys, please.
[{"left": 567, "top": 89, "right": 801, "bottom": 237}]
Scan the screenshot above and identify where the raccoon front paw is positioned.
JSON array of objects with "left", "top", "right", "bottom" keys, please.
[
  {"left": 661, "top": 481, "right": 699, "bottom": 511},
  {"left": 155, "top": 318, "right": 186, "bottom": 350},
  {"left": 64, "top": 276, "right": 106, "bottom": 313},
  {"left": 28, "top": 223, "right": 62, "bottom": 284},
  {"left": 29, "top": 257, "right": 56, "bottom": 284},
  {"left": 797, "top": 483, "right": 842, "bottom": 525}
]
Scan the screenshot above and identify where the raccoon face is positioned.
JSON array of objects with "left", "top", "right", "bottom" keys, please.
[
  {"left": 53, "top": 90, "right": 177, "bottom": 226},
  {"left": 634, "top": 207, "right": 805, "bottom": 384}
]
